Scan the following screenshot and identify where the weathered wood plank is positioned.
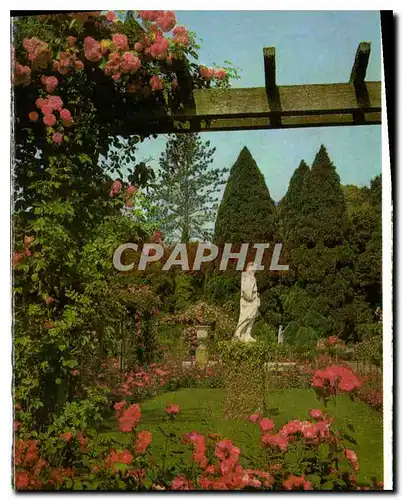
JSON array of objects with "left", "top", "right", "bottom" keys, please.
[
  {"left": 113, "top": 81, "right": 381, "bottom": 135},
  {"left": 177, "top": 81, "right": 381, "bottom": 119},
  {"left": 165, "top": 112, "right": 381, "bottom": 132},
  {"left": 350, "top": 42, "right": 371, "bottom": 84}
]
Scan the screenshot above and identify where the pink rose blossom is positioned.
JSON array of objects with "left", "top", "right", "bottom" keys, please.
[
  {"left": 259, "top": 418, "right": 275, "bottom": 432},
  {"left": 214, "top": 68, "right": 227, "bottom": 80},
  {"left": 150, "top": 75, "right": 163, "bottom": 91},
  {"left": 43, "top": 114, "right": 56, "bottom": 127},
  {"left": 44, "top": 76, "right": 58, "bottom": 93},
  {"left": 66, "top": 36, "right": 77, "bottom": 46},
  {"left": 28, "top": 111, "right": 38, "bottom": 122},
  {"left": 156, "top": 11, "right": 176, "bottom": 32},
  {"left": 248, "top": 413, "right": 260, "bottom": 423},
  {"left": 84, "top": 36, "right": 102, "bottom": 62},
  {"left": 199, "top": 65, "right": 214, "bottom": 81},
  {"left": 52, "top": 132, "right": 63, "bottom": 144},
  {"left": 48, "top": 96, "right": 63, "bottom": 111},
  {"left": 112, "top": 33, "right": 129, "bottom": 51},
  {"left": 173, "top": 25, "right": 189, "bottom": 45}
]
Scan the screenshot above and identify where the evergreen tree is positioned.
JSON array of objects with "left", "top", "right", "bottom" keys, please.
[
  {"left": 214, "top": 147, "right": 275, "bottom": 244},
  {"left": 151, "top": 134, "right": 227, "bottom": 243}
]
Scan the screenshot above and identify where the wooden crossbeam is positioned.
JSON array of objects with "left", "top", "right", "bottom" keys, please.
[{"left": 115, "top": 42, "right": 381, "bottom": 135}]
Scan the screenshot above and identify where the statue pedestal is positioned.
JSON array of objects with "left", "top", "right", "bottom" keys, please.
[{"left": 195, "top": 325, "right": 209, "bottom": 366}]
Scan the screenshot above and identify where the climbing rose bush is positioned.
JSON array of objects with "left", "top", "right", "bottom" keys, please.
[{"left": 13, "top": 11, "right": 233, "bottom": 147}]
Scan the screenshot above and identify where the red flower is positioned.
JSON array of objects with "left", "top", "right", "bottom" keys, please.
[
  {"left": 13, "top": 252, "right": 24, "bottom": 267},
  {"left": 118, "top": 403, "right": 141, "bottom": 432},
  {"left": 309, "top": 409, "right": 323, "bottom": 420},
  {"left": 259, "top": 418, "right": 275, "bottom": 433},
  {"left": 248, "top": 412, "right": 260, "bottom": 423},
  {"left": 43, "top": 114, "right": 56, "bottom": 127},
  {"left": 200, "top": 65, "right": 214, "bottom": 81},
  {"left": 165, "top": 404, "right": 180, "bottom": 415},
  {"left": 134, "top": 430, "right": 152, "bottom": 454},
  {"left": 15, "top": 470, "right": 30, "bottom": 490},
  {"left": 59, "top": 432, "right": 73, "bottom": 442},
  {"left": 345, "top": 448, "right": 359, "bottom": 471},
  {"left": 156, "top": 11, "right": 176, "bottom": 32},
  {"left": 171, "top": 475, "right": 194, "bottom": 490},
  {"left": 45, "top": 296, "right": 54, "bottom": 305},
  {"left": 261, "top": 433, "right": 288, "bottom": 451},
  {"left": 52, "top": 132, "right": 63, "bottom": 144},
  {"left": 150, "top": 75, "right": 164, "bottom": 91},
  {"left": 112, "top": 33, "right": 129, "bottom": 51},
  {"left": 28, "top": 111, "right": 38, "bottom": 122},
  {"left": 214, "top": 68, "right": 227, "bottom": 80},
  {"left": 24, "top": 235, "right": 35, "bottom": 246},
  {"left": 283, "top": 474, "right": 312, "bottom": 491}
]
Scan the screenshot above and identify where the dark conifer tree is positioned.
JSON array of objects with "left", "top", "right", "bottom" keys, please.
[{"left": 213, "top": 147, "right": 275, "bottom": 245}]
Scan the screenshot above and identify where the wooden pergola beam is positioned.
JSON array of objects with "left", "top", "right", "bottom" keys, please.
[
  {"left": 115, "top": 42, "right": 381, "bottom": 135},
  {"left": 263, "top": 47, "right": 276, "bottom": 94},
  {"left": 350, "top": 42, "right": 371, "bottom": 84}
]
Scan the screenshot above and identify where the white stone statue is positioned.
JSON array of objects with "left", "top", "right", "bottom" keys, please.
[{"left": 233, "top": 262, "right": 260, "bottom": 343}]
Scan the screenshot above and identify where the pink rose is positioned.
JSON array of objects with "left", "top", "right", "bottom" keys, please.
[
  {"left": 150, "top": 75, "right": 163, "bottom": 91},
  {"left": 52, "top": 132, "right": 63, "bottom": 144},
  {"left": 43, "top": 114, "right": 56, "bottom": 127}
]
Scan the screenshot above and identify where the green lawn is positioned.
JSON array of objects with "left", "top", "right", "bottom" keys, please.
[{"left": 103, "top": 388, "right": 383, "bottom": 484}]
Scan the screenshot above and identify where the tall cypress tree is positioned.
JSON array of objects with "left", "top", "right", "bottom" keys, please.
[
  {"left": 277, "top": 159, "right": 310, "bottom": 245},
  {"left": 213, "top": 147, "right": 275, "bottom": 244}
]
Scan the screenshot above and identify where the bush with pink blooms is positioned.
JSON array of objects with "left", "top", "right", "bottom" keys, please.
[{"left": 13, "top": 396, "right": 383, "bottom": 491}]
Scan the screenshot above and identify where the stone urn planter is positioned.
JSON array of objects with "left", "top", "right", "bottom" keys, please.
[{"left": 195, "top": 325, "right": 210, "bottom": 365}]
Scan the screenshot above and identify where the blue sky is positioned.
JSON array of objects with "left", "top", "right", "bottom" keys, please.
[{"left": 134, "top": 10, "right": 382, "bottom": 202}]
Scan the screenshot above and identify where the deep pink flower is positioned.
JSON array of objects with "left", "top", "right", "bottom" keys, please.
[
  {"left": 44, "top": 76, "right": 58, "bottom": 93},
  {"left": 345, "top": 448, "right": 359, "bottom": 471},
  {"left": 283, "top": 475, "right": 312, "bottom": 491},
  {"left": 248, "top": 413, "right": 260, "bottom": 423},
  {"left": 309, "top": 409, "right": 323, "bottom": 420},
  {"left": 156, "top": 11, "right": 176, "bottom": 32},
  {"left": 261, "top": 433, "right": 288, "bottom": 451},
  {"left": 66, "top": 36, "right": 77, "bottom": 46},
  {"left": 35, "top": 98, "right": 46, "bottom": 109},
  {"left": 105, "top": 11, "right": 116, "bottom": 22},
  {"left": 165, "top": 404, "right": 180, "bottom": 415},
  {"left": 171, "top": 475, "right": 194, "bottom": 490},
  {"left": 41, "top": 104, "right": 53, "bottom": 115},
  {"left": 259, "top": 418, "right": 275, "bottom": 432},
  {"left": 214, "top": 68, "right": 227, "bottom": 80},
  {"left": 127, "top": 185, "right": 137, "bottom": 195},
  {"left": 199, "top": 65, "right": 214, "bottom": 81},
  {"left": 150, "top": 75, "right": 164, "bottom": 91},
  {"left": 112, "top": 33, "right": 129, "bottom": 51},
  {"left": 74, "top": 60, "right": 84, "bottom": 71},
  {"left": 43, "top": 113, "right": 56, "bottom": 127},
  {"left": 28, "top": 111, "right": 38, "bottom": 122},
  {"left": 120, "top": 52, "right": 141, "bottom": 74},
  {"left": 59, "top": 432, "right": 73, "bottom": 442},
  {"left": 60, "top": 108, "right": 73, "bottom": 125},
  {"left": 138, "top": 11, "right": 160, "bottom": 22},
  {"left": 84, "top": 36, "right": 102, "bottom": 62},
  {"left": 52, "top": 132, "right": 63, "bottom": 144},
  {"left": 48, "top": 95, "right": 63, "bottom": 111},
  {"left": 173, "top": 25, "right": 188, "bottom": 45},
  {"left": 150, "top": 37, "right": 169, "bottom": 60}
]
